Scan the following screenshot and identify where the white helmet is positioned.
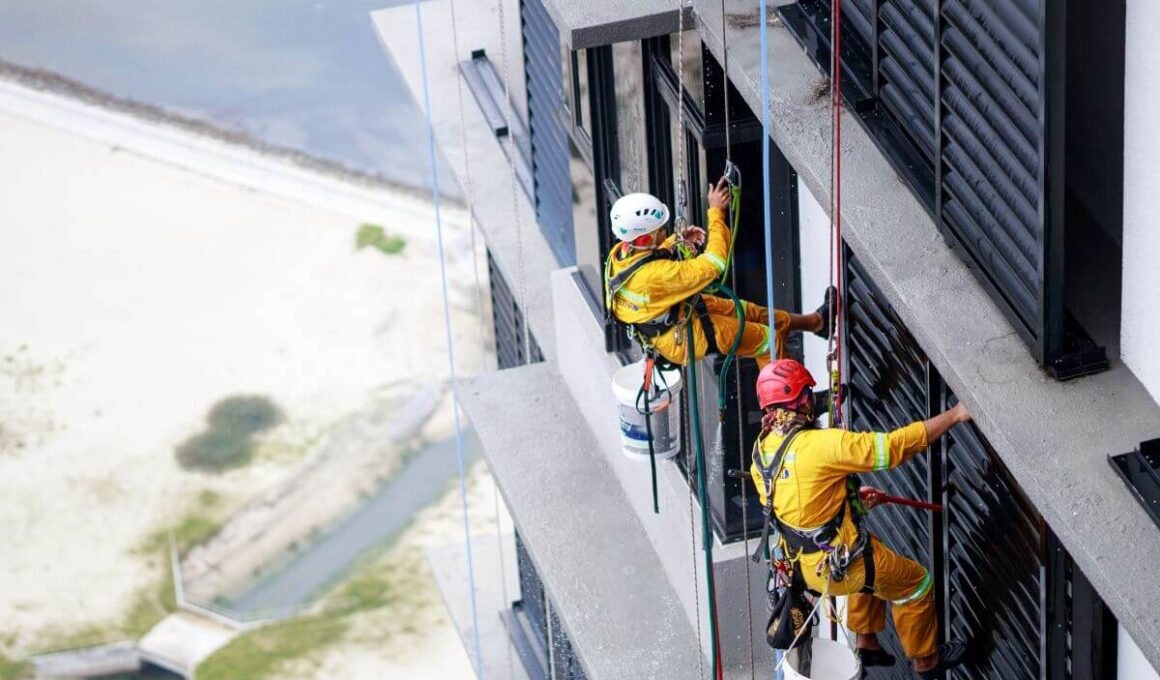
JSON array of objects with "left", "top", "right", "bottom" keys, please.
[{"left": 610, "top": 193, "right": 670, "bottom": 242}]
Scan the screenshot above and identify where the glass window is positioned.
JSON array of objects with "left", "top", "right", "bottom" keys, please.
[
  {"left": 670, "top": 32, "right": 704, "bottom": 113},
  {"left": 612, "top": 41, "right": 648, "bottom": 193},
  {"left": 571, "top": 138, "right": 601, "bottom": 297}
]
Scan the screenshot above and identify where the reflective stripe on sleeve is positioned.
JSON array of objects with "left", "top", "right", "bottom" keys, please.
[
  {"left": 705, "top": 252, "right": 727, "bottom": 273},
  {"left": 616, "top": 288, "right": 649, "bottom": 304},
  {"left": 754, "top": 327, "right": 771, "bottom": 356},
  {"left": 874, "top": 433, "right": 889, "bottom": 471},
  {"left": 892, "top": 569, "right": 933, "bottom": 606}
]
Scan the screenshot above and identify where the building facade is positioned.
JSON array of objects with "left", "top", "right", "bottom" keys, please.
[{"left": 374, "top": 1, "right": 1160, "bottom": 678}]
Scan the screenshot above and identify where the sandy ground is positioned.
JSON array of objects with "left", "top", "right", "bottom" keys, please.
[
  {"left": 0, "top": 106, "right": 489, "bottom": 660},
  {"left": 180, "top": 382, "right": 450, "bottom": 603}
]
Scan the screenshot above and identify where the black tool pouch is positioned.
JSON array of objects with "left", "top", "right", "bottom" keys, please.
[{"left": 765, "top": 567, "right": 814, "bottom": 650}]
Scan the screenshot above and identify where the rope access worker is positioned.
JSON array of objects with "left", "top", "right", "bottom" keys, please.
[
  {"left": 749, "top": 359, "right": 970, "bottom": 679},
  {"left": 604, "top": 177, "right": 833, "bottom": 368}
]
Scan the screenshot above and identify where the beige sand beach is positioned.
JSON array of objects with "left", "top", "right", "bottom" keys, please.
[{"left": 0, "top": 94, "right": 493, "bottom": 679}]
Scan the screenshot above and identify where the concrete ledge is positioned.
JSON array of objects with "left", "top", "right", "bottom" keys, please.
[
  {"left": 372, "top": 1, "right": 557, "bottom": 360},
  {"left": 550, "top": 268, "right": 774, "bottom": 670},
  {"left": 540, "top": 0, "right": 690, "bottom": 50},
  {"left": 692, "top": 0, "right": 1160, "bottom": 666},
  {"left": 460, "top": 363, "right": 704, "bottom": 679}
]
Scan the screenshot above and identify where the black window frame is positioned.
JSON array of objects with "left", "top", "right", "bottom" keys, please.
[
  {"left": 645, "top": 35, "right": 804, "bottom": 542},
  {"left": 506, "top": 532, "right": 589, "bottom": 680}
]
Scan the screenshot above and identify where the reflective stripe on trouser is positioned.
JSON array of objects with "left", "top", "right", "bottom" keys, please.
[
  {"left": 649, "top": 296, "right": 790, "bottom": 369},
  {"left": 799, "top": 535, "right": 937, "bottom": 660}
]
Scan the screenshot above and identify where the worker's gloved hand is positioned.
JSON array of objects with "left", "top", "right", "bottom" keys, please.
[
  {"left": 811, "top": 384, "right": 849, "bottom": 418},
  {"left": 681, "top": 225, "right": 706, "bottom": 247},
  {"left": 860, "top": 486, "right": 887, "bottom": 510},
  {"left": 707, "top": 176, "right": 731, "bottom": 210}
]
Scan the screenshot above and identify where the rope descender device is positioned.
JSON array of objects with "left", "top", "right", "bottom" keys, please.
[
  {"left": 826, "top": 348, "right": 843, "bottom": 428},
  {"left": 674, "top": 178, "right": 689, "bottom": 230}
]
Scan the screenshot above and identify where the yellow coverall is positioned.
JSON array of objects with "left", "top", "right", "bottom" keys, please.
[
  {"left": 749, "top": 422, "right": 938, "bottom": 660},
  {"left": 606, "top": 206, "right": 789, "bottom": 368}
]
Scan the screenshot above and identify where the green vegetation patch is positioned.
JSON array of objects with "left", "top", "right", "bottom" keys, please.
[
  {"left": 0, "top": 654, "right": 29, "bottom": 680},
  {"left": 356, "top": 223, "right": 406, "bottom": 255},
  {"left": 197, "top": 546, "right": 427, "bottom": 680},
  {"left": 196, "top": 615, "right": 347, "bottom": 680},
  {"left": 121, "top": 555, "right": 177, "bottom": 638},
  {"left": 176, "top": 395, "right": 284, "bottom": 472}
]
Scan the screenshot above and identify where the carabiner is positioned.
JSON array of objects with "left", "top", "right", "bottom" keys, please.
[{"left": 724, "top": 159, "right": 741, "bottom": 189}]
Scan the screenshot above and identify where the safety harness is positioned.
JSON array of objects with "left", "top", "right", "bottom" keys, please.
[
  {"left": 604, "top": 245, "right": 720, "bottom": 356},
  {"left": 750, "top": 426, "right": 876, "bottom": 594}
]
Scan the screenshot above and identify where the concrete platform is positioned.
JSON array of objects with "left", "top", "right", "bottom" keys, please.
[
  {"left": 460, "top": 364, "right": 706, "bottom": 680},
  {"left": 538, "top": 0, "right": 687, "bottom": 49},
  {"left": 138, "top": 613, "right": 237, "bottom": 677}
]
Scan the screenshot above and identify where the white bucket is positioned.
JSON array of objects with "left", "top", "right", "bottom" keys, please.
[
  {"left": 783, "top": 638, "right": 861, "bottom": 680},
  {"left": 610, "top": 360, "right": 683, "bottom": 462}
]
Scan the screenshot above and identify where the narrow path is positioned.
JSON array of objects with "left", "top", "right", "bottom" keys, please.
[{"left": 227, "top": 433, "right": 480, "bottom": 614}]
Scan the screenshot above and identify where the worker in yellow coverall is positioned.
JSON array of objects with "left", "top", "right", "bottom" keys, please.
[
  {"left": 749, "top": 359, "right": 970, "bottom": 679},
  {"left": 604, "top": 177, "right": 833, "bottom": 368}
]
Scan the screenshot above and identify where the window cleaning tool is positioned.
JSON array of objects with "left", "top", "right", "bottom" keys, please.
[
  {"left": 726, "top": 470, "right": 944, "bottom": 513},
  {"left": 859, "top": 488, "right": 943, "bottom": 512}
]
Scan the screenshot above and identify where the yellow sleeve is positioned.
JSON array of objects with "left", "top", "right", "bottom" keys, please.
[
  {"left": 638, "top": 207, "right": 732, "bottom": 301},
  {"left": 822, "top": 421, "right": 930, "bottom": 473}
]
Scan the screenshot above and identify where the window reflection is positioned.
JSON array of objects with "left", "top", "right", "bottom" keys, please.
[
  {"left": 670, "top": 31, "right": 704, "bottom": 112},
  {"left": 571, "top": 137, "right": 601, "bottom": 297},
  {"left": 612, "top": 41, "right": 647, "bottom": 193}
]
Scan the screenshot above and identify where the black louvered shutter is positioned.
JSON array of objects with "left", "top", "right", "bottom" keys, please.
[
  {"left": 877, "top": 0, "right": 936, "bottom": 171},
  {"left": 844, "top": 252, "right": 1112, "bottom": 680},
  {"left": 515, "top": 533, "right": 548, "bottom": 649},
  {"left": 846, "top": 254, "right": 936, "bottom": 679},
  {"left": 780, "top": 0, "right": 1090, "bottom": 371},
  {"left": 488, "top": 249, "right": 544, "bottom": 369},
  {"left": 941, "top": 404, "right": 1045, "bottom": 679},
  {"left": 521, "top": 0, "right": 575, "bottom": 266},
  {"left": 938, "top": 0, "right": 1046, "bottom": 354}
]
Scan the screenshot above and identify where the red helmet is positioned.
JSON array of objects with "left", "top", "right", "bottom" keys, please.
[{"left": 756, "top": 359, "right": 816, "bottom": 410}]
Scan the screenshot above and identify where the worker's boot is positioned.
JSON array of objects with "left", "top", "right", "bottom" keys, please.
[
  {"left": 812, "top": 285, "right": 837, "bottom": 339},
  {"left": 856, "top": 646, "right": 896, "bottom": 668},
  {"left": 917, "top": 639, "right": 969, "bottom": 679}
]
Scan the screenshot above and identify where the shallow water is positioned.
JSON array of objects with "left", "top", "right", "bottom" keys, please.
[{"left": 0, "top": 0, "right": 456, "bottom": 191}]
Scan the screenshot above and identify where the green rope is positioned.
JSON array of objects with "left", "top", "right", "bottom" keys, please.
[
  {"left": 718, "top": 183, "right": 743, "bottom": 286},
  {"left": 685, "top": 310, "right": 722, "bottom": 679},
  {"left": 637, "top": 377, "right": 661, "bottom": 515},
  {"left": 705, "top": 282, "right": 747, "bottom": 416}
]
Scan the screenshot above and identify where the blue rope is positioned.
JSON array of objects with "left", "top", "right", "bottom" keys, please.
[
  {"left": 413, "top": 1, "right": 484, "bottom": 676},
  {"left": 760, "top": 4, "right": 785, "bottom": 678},
  {"left": 760, "top": 0, "right": 777, "bottom": 368}
]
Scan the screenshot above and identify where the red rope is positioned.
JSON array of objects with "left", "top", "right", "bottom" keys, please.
[{"left": 830, "top": 0, "right": 845, "bottom": 428}]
